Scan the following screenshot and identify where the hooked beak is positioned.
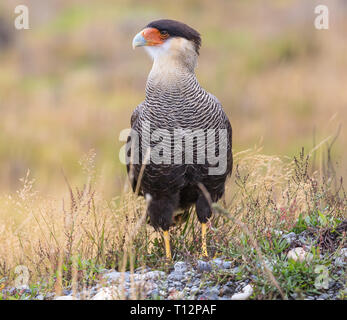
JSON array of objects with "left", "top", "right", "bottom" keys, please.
[
  {"left": 132, "top": 32, "right": 147, "bottom": 49},
  {"left": 132, "top": 28, "right": 164, "bottom": 49}
]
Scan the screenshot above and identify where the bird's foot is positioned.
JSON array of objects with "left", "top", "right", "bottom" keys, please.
[
  {"left": 201, "top": 223, "right": 208, "bottom": 258},
  {"left": 163, "top": 230, "right": 172, "bottom": 261}
]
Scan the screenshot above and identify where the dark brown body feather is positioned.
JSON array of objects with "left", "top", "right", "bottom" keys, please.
[{"left": 126, "top": 72, "right": 233, "bottom": 231}]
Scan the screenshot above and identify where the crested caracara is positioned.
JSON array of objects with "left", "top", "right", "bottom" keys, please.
[{"left": 128, "top": 19, "right": 233, "bottom": 260}]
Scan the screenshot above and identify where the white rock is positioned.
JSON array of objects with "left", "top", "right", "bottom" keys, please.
[
  {"left": 287, "top": 247, "right": 313, "bottom": 262},
  {"left": 339, "top": 248, "right": 347, "bottom": 258},
  {"left": 167, "top": 272, "right": 184, "bottom": 281},
  {"left": 196, "top": 260, "right": 212, "bottom": 272},
  {"left": 174, "top": 261, "right": 188, "bottom": 273},
  {"left": 133, "top": 271, "right": 165, "bottom": 281},
  {"left": 273, "top": 229, "right": 283, "bottom": 236},
  {"left": 55, "top": 295, "right": 76, "bottom": 300},
  {"left": 334, "top": 257, "right": 345, "bottom": 267},
  {"left": 103, "top": 271, "right": 129, "bottom": 283},
  {"left": 132, "top": 279, "right": 157, "bottom": 292},
  {"left": 230, "top": 284, "right": 253, "bottom": 300},
  {"left": 17, "top": 284, "right": 30, "bottom": 291},
  {"left": 92, "top": 286, "right": 123, "bottom": 300}
]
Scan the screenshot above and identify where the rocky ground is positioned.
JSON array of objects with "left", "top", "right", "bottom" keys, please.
[
  {"left": 53, "top": 259, "right": 254, "bottom": 301},
  {"left": 2, "top": 228, "right": 346, "bottom": 300},
  {"left": 56, "top": 228, "right": 346, "bottom": 300}
]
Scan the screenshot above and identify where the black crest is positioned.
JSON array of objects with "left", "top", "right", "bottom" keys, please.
[{"left": 146, "top": 19, "right": 201, "bottom": 54}]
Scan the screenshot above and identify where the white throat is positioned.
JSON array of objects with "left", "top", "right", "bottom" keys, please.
[{"left": 145, "top": 37, "right": 198, "bottom": 85}]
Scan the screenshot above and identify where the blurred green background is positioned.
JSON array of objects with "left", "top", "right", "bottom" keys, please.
[{"left": 0, "top": 0, "right": 346, "bottom": 197}]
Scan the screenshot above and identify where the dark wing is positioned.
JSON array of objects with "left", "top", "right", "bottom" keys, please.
[
  {"left": 195, "top": 94, "right": 232, "bottom": 201},
  {"left": 208, "top": 93, "right": 233, "bottom": 178},
  {"left": 130, "top": 103, "right": 143, "bottom": 128},
  {"left": 126, "top": 102, "right": 144, "bottom": 193}
]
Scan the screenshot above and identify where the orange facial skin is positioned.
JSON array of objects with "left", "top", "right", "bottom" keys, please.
[{"left": 141, "top": 27, "right": 169, "bottom": 46}]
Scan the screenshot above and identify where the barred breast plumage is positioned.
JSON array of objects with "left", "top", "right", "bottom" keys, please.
[{"left": 128, "top": 71, "right": 232, "bottom": 221}]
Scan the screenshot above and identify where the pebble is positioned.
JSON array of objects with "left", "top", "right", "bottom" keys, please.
[
  {"left": 55, "top": 295, "right": 76, "bottom": 300},
  {"left": 298, "top": 235, "right": 309, "bottom": 245},
  {"left": 63, "top": 289, "right": 72, "bottom": 296},
  {"left": 174, "top": 261, "right": 188, "bottom": 273},
  {"left": 8, "top": 287, "right": 16, "bottom": 295},
  {"left": 167, "top": 272, "right": 184, "bottom": 282},
  {"left": 317, "top": 293, "right": 329, "bottom": 300},
  {"left": 221, "top": 286, "right": 234, "bottom": 296},
  {"left": 17, "top": 284, "right": 30, "bottom": 292},
  {"left": 204, "top": 286, "right": 220, "bottom": 298},
  {"left": 282, "top": 232, "right": 296, "bottom": 244},
  {"left": 44, "top": 292, "right": 55, "bottom": 300},
  {"left": 92, "top": 286, "right": 123, "bottom": 300},
  {"left": 150, "top": 288, "right": 159, "bottom": 297},
  {"left": 287, "top": 247, "right": 313, "bottom": 262},
  {"left": 168, "top": 289, "right": 185, "bottom": 300},
  {"left": 230, "top": 284, "right": 253, "bottom": 300},
  {"left": 212, "top": 258, "right": 232, "bottom": 270},
  {"left": 134, "top": 270, "right": 166, "bottom": 281},
  {"left": 334, "top": 257, "right": 345, "bottom": 267},
  {"left": 196, "top": 260, "right": 212, "bottom": 273},
  {"left": 103, "top": 271, "right": 129, "bottom": 283},
  {"left": 340, "top": 248, "right": 347, "bottom": 258},
  {"left": 290, "top": 293, "right": 298, "bottom": 299},
  {"left": 190, "top": 287, "right": 199, "bottom": 295}
]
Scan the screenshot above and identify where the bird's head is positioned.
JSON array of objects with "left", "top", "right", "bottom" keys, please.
[{"left": 132, "top": 19, "right": 201, "bottom": 73}]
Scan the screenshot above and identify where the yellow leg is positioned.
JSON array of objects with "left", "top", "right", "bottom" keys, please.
[
  {"left": 163, "top": 231, "right": 172, "bottom": 260},
  {"left": 201, "top": 223, "right": 208, "bottom": 257}
]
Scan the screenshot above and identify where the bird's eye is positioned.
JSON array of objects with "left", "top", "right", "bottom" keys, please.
[{"left": 160, "top": 30, "right": 168, "bottom": 36}]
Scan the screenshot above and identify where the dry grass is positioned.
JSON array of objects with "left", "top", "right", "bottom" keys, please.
[{"left": 0, "top": 141, "right": 345, "bottom": 299}]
